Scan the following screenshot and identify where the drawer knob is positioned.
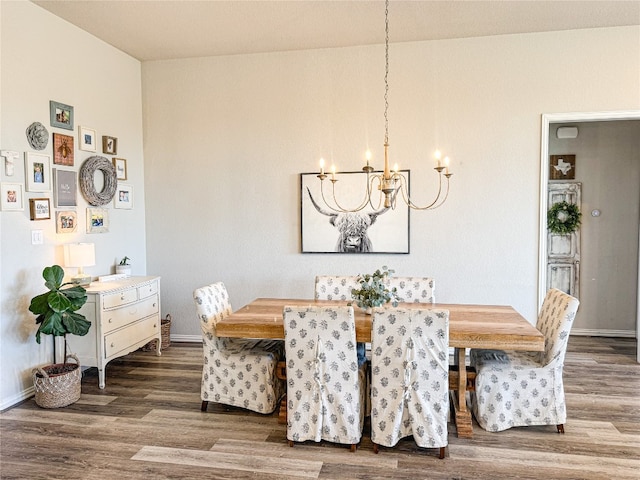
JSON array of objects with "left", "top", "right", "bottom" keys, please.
[
  {"left": 154, "top": 324, "right": 157, "bottom": 328},
  {"left": 111, "top": 343, "right": 115, "bottom": 348},
  {"left": 153, "top": 303, "right": 157, "bottom": 308},
  {"left": 108, "top": 318, "right": 113, "bottom": 323},
  {"left": 121, "top": 295, "right": 125, "bottom": 300}
]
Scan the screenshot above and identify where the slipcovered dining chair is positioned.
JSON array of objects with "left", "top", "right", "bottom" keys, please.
[
  {"left": 470, "top": 288, "right": 580, "bottom": 433},
  {"left": 314, "top": 275, "right": 367, "bottom": 366},
  {"left": 193, "top": 282, "right": 285, "bottom": 414},
  {"left": 283, "top": 305, "right": 365, "bottom": 451},
  {"left": 314, "top": 275, "right": 360, "bottom": 301},
  {"left": 385, "top": 276, "right": 435, "bottom": 304},
  {"left": 370, "top": 307, "right": 450, "bottom": 458}
]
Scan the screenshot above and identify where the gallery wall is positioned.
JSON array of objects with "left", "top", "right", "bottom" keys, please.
[{"left": 0, "top": 1, "right": 146, "bottom": 409}]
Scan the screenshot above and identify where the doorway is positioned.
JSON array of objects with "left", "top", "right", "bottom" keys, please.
[{"left": 538, "top": 111, "right": 640, "bottom": 363}]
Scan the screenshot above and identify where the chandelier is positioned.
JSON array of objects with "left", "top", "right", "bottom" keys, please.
[{"left": 315, "top": 0, "right": 452, "bottom": 212}]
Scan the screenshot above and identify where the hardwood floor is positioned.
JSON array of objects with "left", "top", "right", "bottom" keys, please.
[{"left": 1, "top": 336, "right": 638, "bottom": 479}]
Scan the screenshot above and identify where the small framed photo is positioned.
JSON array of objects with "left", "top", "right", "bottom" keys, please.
[
  {"left": 114, "top": 184, "right": 133, "bottom": 209},
  {"left": 0, "top": 182, "right": 24, "bottom": 211},
  {"left": 53, "top": 169, "right": 77, "bottom": 207},
  {"left": 79, "top": 126, "right": 97, "bottom": 152},
  {"left": 52, "top": 133, "right": 75, "bottom": 166},
  {"left": 113, "top": 158, "right": 127, "bottom": 180},
  {"left": 29, "top": 198, "right": 51, "bottom": 220},
  {"left": 102, "top": 136, "right": 118, "bottom": 155},
  {"left": 87, "top": 207, "right": 109, "bottom": 233},
  {"left": 56, "top": 210, "right": 78, "bottom": 233},
  {"left": 49, "top": 100, "right": 74, "bottom": 130},
  {"left": 25, "top": 152, "right": 52, "bottom": 192},
  {"left": 549, "top": 154, "right": 576, "bottom": 180}
]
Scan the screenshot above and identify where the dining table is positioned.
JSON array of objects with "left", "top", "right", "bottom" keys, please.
[{"left": 216, "top": 298, "right": 545, "bottom": 438}]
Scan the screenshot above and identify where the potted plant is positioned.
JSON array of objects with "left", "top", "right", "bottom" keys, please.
[
  {"left": 116, "top": 256, "right": 131, "bottom": 276},
  {"left": 29, "top": 265, "right": 91, "bottom": 408},
  {"left": 351, "top": 266, "right": 399, "bottom": 314}
]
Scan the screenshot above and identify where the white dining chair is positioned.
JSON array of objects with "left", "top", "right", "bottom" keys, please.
[
  {"left": 470, "top": 288, "right": 580, "bottom": 433},
  {"left": 194, "top": 282, "right": 285, "bottom": 414},
  {"left": 370, "top": 307, "right": 450, "bottom": 458},
  {"left": 385, "top": 276, "right": 435, "bottom": 303},
  {"left": 283, "top": 304, "right": 365, "bottom": 451},
  {"left": 314, "top": 275, "right": 360, "bottom": 301}
]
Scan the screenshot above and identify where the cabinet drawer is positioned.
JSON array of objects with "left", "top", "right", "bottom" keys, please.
[
  {"left": 101, "top": 295, "right": 159, "bottom": 333},
  {"left": 103, "top": 288, "right": 138, "bottom": 309},
  {"left": 138, "top": 280, "right": 158, "bottom": 300},
  {"left": 104, "top": 315, "right": 160, "bottom": 358}
]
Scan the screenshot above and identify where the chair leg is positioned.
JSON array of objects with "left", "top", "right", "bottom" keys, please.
[
  {"left": 288, "top": 440, "right": 294, "bottom": 447},
  {"left": 557, "top": 424, "right": 565, "bottom": 434},
  {"left": 373, "top": 443, "right": 379, "bottom": 454},
  {"left": 201, "top": 400, "right": 208, "bottom": 412},
  {"left": 350, "top": 444, "right": 357, "bottom": 452},
  {"left": 439, "top": 446, "right": 446, "bottom": 459}
]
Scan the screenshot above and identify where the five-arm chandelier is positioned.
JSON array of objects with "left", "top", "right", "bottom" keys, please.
[{"left": 315, "top": 0, "right": 453, "bottom": 212}]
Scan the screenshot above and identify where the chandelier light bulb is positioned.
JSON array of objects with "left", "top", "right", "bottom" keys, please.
[{"left": 319, "top": 157, "right": 325, "bottom": 175}]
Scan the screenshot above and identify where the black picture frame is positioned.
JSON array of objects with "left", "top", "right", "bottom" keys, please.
[{"left": 300, "top": 170, "right": 410, "bottom": 254}]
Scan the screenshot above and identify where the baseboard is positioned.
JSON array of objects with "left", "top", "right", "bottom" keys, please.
[
  {"left": 1, "top": 386, "right": 34, "bottom": 412},
  {"left": 169, "top": 334, "right": 201, "bottom": 343},
  {"left": 571, "top": 328, "right": 636, "bottom": 338}
]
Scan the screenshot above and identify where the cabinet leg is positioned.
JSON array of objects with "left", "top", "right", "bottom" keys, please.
[{"left": 99, "top": 369, "right": 106, "bottom": 389}]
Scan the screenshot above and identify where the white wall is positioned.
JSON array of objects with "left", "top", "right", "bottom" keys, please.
[
  {"left": 550, "top": 120, "right": 640, "bottom": 333},
  {"left": 142, "top": 26, "right": 640, "bottom": 340},
  {"left": 0, "top": 1, "right": 146, "bottom": 409}
]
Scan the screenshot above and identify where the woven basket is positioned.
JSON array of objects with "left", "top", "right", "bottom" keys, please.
[
  {"left": 32, "top": 354, "right": 81, "bottom": 408},
  {"left": 142, "top": 314, "right": 171, "bottom": 351}
]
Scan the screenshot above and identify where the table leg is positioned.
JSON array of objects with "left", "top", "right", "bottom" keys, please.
[
  {"left": 276, "top": 361, "right": 287, "bottom": 424},
  {"left": 451, "top": 347, "right": 473, "bottom": 438}
]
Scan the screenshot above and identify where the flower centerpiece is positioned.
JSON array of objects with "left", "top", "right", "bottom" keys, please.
[{"left": 351, "top": 266, "right": 399, "bottom": 314}]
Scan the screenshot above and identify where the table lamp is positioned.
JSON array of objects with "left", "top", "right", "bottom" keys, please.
[{"left": 64, "top": 243, "right": 95, "bottom": 287}]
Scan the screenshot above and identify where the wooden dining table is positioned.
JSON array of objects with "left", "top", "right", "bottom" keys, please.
[{"left": 216, "top": 298, "right": 545, "bottom": 438}]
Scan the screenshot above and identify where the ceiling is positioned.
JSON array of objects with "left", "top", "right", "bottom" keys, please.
[{"left": 32, "top": 1, "right": 640, "bottom": 62}]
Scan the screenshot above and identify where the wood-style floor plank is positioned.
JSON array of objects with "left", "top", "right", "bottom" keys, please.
[{"left": 1, "top": 337, "right": 638, "bottom": 479}]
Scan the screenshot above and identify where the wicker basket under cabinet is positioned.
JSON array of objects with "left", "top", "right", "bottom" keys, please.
[
  {"left": 32, "top": 354, "right": 81, "bottom": 408},
  {"left": 141, "top": 314, "right": 171, "bottom": 351}
]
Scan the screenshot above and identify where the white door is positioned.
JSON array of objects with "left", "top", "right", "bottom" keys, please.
[{"left": 547, "top": 182, "right": 581, "bottom": 298}]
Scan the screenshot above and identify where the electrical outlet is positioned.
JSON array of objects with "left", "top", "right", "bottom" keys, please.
[{"left": 31, "top": 230, "right": 43, "bottom": 245}]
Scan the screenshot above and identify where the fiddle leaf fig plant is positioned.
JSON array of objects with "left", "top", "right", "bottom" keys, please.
[
  {"left": 29, "top": 265, "right": 91, "bottom": 363},
  {"left": 351, "top": 266, "right": 399, "bottom": 311}
]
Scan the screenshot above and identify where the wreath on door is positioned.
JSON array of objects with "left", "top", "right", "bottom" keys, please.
[{"left": 547, "top": 201, "right": 581, "bottom": 235}]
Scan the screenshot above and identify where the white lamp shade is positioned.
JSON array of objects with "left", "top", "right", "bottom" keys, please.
[{"left": 64, "top": 243, "right": 96, "bottom": 268}]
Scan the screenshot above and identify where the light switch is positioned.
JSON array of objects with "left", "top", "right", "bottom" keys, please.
[{"left": 31, "top": 230, "right": 43, "bottom": 245}]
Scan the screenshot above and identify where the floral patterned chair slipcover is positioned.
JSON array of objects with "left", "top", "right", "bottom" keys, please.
[
  {"left": 314, "top": 275, "right": 360, "bottom": 301},
  {"left": 283, "top": 305, "right": 365, "bottom": 451},
  {"left": 370, "top": 307, "right": 449, "bottom": 458},
  {"left": 470, "top": 288, "right": 580, "bottom": 433},
  {"left": 385, "top": 277, "right": 435, "bottom": 304},
  {"left": 193, "top": 282, "right": 285, "bottom": 414}
]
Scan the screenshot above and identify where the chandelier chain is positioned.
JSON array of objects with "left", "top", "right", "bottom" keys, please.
[{"left": 384, "top": 0, "right": 389, "bottom": 145}]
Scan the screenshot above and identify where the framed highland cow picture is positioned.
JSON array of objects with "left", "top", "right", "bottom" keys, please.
[{"left": 300, "top": 170, "right": 410, "bottom": 254}]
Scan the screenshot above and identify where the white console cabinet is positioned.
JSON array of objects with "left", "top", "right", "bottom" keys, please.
[{"left": 68, "top": 276, "right": 161, "bottom": 389}]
